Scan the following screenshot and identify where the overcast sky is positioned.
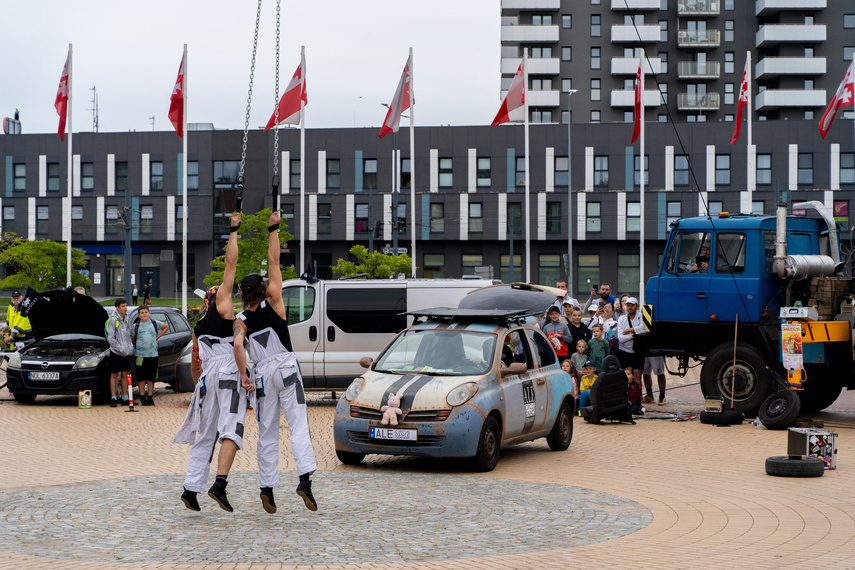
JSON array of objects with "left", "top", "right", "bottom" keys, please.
[{"left": 1, "top": 0, "right": 500, "bottom": 135}]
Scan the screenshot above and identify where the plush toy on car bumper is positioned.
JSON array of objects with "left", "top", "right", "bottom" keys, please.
[{"left": 380, "top": 392, "right": 404, "bottom": 426}]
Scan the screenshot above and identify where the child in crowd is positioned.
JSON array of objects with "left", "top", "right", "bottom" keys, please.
[
  {"left": 571, "top": 338, "right": 588, "bottom": 372},
  {"left": 561, "top": 359, "right": 581, "bottom": 406},
  {"left": 587, "top": 323, "right": 609, "bottom": 373},
  {"left": 627, "top": 366, "right": 644, "bottom": 416},
  {"left": 132, "top": 305, "right": 168, "bottom": 406},
  {"left": 579, "top": 360, "right": 597, "bottom": 407}
]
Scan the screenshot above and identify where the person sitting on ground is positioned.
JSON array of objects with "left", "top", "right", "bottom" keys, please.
[
  {"left": 571, "top": 338, "right": 588, "bottom": 372},
  {"left": 627, "top": 366, "right": 644, "bottom": 416},
  {"left": 579, "top": 360, "right": 598, "bottom": 408},
  {"left": 587, "top": 324, "right": 609, "bottom": 373},
  {"left": 539, "top": 306, "right": 572, "bottom": 362}
]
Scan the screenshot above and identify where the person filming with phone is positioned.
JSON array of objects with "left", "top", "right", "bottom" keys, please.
[{"left": 584, "top": 282, "right": 616, "bottom": 318}]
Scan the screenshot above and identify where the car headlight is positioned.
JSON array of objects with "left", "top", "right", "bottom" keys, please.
[
  {"left": 73, "top": 351, "right": 107, "bottom": 370},
  {"left": 7, "top": 351, "right": 21, "bottom": 369},
  {"left": 447, "top": 382, "right": 478, "bottom": 407},
  {"left": 344, "top": 377, "right": 365, "bottom": 401}
]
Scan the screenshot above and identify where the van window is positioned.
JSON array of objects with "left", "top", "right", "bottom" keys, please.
[
  {"left": 327, "top": 287, "right": 406, "bottom": 334},
  {"left": 283, "top": 286, "right": 316, "bottom": 325}
]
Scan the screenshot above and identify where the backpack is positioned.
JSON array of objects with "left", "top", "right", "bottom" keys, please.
[{"left": 134, "top": 319, "right": 158, "bottom": 338}]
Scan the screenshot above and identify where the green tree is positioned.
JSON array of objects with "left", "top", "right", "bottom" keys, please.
[
  {"left": 332, "top": 245, "right": 414, "bottom": 279},
  {"left": 203, "top": 209, "right": 297, "bottom": 288},
  {"left": 0, "top": 238, "right": 91, "bottom": 291}
]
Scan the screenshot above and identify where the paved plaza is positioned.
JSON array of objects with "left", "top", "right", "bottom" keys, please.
[{"left": 1, "top": 372, "right": 854, "bottom": 569}]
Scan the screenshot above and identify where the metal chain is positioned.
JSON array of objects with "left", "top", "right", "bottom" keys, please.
[
  {"left": 239, "top": 0, "right": 264, "bottom": 182},
  {"left": 272, "top": 0, "right": 281, "bottom": 180}
]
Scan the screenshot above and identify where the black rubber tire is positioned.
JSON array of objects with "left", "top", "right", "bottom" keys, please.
[
  {"left": 699, "top": 410, "right": 744, "bottom": 425},
  {"left": 546, "top": 399, "right": 574, "bottom": 451},
  {"left": 700, "top": 343, "right": 773, "bottom": 417},
  {"left": 12, "top": 393, "right": 36, "bottom": 404},
  {"left": 765, "top": 455, "right": 825, "bottom": 478},
  {"left": 797, "top": 365, "right": 843, "bottom": 413},
  {"left": 472, "top": 415, "right": 501, "bottom": 472},
  {"left": 335, "top": 450, "right": 365, "bottom": 465},
  {"left": 758, "top": 390, "right": 802, "bottom": 431}
]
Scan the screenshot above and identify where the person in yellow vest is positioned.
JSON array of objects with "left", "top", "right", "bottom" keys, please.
[{"left": 2, "top": 291, "right": 32, "bottom": 351}]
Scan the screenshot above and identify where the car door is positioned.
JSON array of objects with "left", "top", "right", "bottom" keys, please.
[
  {"left": 499, "top": 328, "right": 550, "bottom": 441},
  {"left": 281, "top": 283, "right": 322, "bottom": 388},
  {"left": 149, "top": 311, "right": 184, "bottom": 380}
]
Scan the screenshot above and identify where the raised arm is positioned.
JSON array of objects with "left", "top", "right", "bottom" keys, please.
[
  {"left": 266, "top": 211, "right": 285, "bottom": 313},
  {"left": 218, "top": 212, "right": 241, "bottom": 319},
  {"left": 233, "top": 318, "right": 253, "bottom": 392}
]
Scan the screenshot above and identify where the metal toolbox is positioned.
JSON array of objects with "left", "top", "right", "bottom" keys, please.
[{"left": 787, "top": 427, "right": 838, "bottom": 469}]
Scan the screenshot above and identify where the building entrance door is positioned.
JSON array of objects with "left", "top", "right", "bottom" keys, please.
[{"left": 106, "top": 254, "right": 125, "bottom": 296}]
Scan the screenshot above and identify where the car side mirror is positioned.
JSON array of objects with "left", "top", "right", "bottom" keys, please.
[
  {"left": 502, "top": 362, "right": 527, "bottom": 376},
  {"left": 359, "top": 356, "right": 374, "bottom": 369}
]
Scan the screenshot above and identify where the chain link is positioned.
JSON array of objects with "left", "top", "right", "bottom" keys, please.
[
  {"left": 239, "top": 0, "right": 264, "bottom": 182},
  {"left": 272, "top": 0, "right": 281, "bottom": 181}
]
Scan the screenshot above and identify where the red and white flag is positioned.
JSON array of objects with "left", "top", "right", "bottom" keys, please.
[
  {"left": 168, "top": 55, "right": 185, "bottom": 138},
  {"left": 491, "top": 59, "right": 525, "bottom": 126},
  {"left": 819, "top": 60, "right": 855, "bottom": 139},
  {"left": 55, "top": 54, "right": 70, "bottom": 141},
  {"left": 631, "top": 57, "right": 643, "bottom": 143},
  {"left": 730, "top": 58, "right": 750, "bottom": 144},
  {"left": 264, "top": 57, "right": 307, "bottom": 131},
  {"left": 379, "top": 56, "right": 413, "bottom": 138}
]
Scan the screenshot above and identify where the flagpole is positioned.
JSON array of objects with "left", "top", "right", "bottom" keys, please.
[
  {"left": 66, "top": 43, "right": 73, "bottom": 288},
  {"left": 523, "top": 48, "right": 531, "bottom": 283},
  {"left": 408, "top": 47, "right": 416, "bottom": 277},
  {"left": 181, "top": 44, "right": 188, "bottom": 316},
  {"left": 746, "top": 51, "right": 753, "bottom": 214},
  {"left": 299, "top": 46, "right": 306, "bottom": 276},
  {"left": 639, "top": 51, "right": 646, "bottom": 305}
]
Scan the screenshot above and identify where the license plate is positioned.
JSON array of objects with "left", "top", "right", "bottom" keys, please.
[
  {"left": 369, "top": 426, "right": 417, "bottom": 441},
  {"left": 29, "top": 371, "right": 60, "bottom": 380}
]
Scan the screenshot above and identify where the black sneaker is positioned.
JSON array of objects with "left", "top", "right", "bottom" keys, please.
[
  {"left": 148, "top": 396, "right": 155, "bottom": 406},
  {"left": 121, "top": 397, "right": 129, "bottom": 406},
  {"left": 109, "top": 397, "right": 118, "bottom": 408},
  {"left": 208, "top": 479, "right": 234, "bottom": 512},
  {"left": 260, "top": 487, "right": 277, "bottom": 514},
  {"left": 181, "top": 488, "right": 200, "bottom": 512},
  {"left": 296, "top": 480, "right": 317, "bottom": 512}
]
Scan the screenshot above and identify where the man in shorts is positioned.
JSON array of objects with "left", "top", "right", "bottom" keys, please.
[
  {"left": 106, "top": 298, "right": 134, "bottom": 407},
  {"left": 643, "top": 356, "right": 668, "bottom": 405}
]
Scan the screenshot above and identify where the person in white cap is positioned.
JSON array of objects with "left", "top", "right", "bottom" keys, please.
[{"left": 616, "top": 296, "right": 645, "bottom": 385}]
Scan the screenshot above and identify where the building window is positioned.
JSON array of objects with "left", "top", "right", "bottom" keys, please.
[
  {"left": 2, "top": 206, "right": 14, "bottom": 234},
  {"left": 507, "top": 202, "right": 523, "bottom": 236},
  {"left": 634, "top": 155, "right": 649, "bottom": 186},
  {"left": 715, "top": 155, "right": 731, "bottom": 185},
  {"left": 660, "top": 0, "right": 668, "bottom": 9},
  {"left": 562, "top": 47, "right": 572, "bottom": 61},
  {"left": 469, "top": 202, "right": 483, "bottom": 233},
  {"left": 13, "top": 164, "right": 25, "bottom": 191},
  {"left": 394, "top": 204, "right": 406, "bottom": 234},
  {"left": 587, "top": 201, "right": 601, "bottom": 232},
  {"left": 515, "top": 157, "right": 526, "bottom": 186},
  {"left": 477, "top": 158, "right": 491, "bottom": 187},
  {"left": 327, "top": 158, "right": 341, "bottom": 189},
  {"left": 71, "top": 205, "right": 83, "bottom": 234},
  {"left": 724, "top": 0, "right": 734, "bottom": 9},
  {"left": 591, "top": 15, "right": 601, "bottom": 37},
  {"left": 591, "top": 47, "right": 601, "bottom": 70},
  {"left": 355, "top": 204, "right": 368, "bottom": 233},
  {"left": 724, "top": 83, "right": 735, "bottom": 105},
  {"left": 546, "top": 202, "right": 561, "bottom": 233},
  {"left": 659, "top": 114, "right": 668, "bottom": 122},
  {"left": 724, "top": 114, "right": 734, "bottom": 121},
  {"left": 845, "top": 47, "right": 855, "bottom": 61},
  {"left": 618, "top": 254, "right": 640, "bottom": 294},
  {"left": 666, "top": 201, "right": 681, "bottom": 228},
  {"left": 47, "top": 163, "right": 60, "bottom": 192},
  {"left": 430, "top": 203, "right": 445, "bottom": 233},
  {"left": 531, "top": 47, "right": 553, "bottom": 58},
  {"left": 660, "top": 20, "right": 668, "bottom": 43},
  {"left": 185, "top": 161, "right": 198, "bottom": 190},
  {"left": 845, "top": 15, "right": 855, "bottom": 28},
  {"left": 624, "top": 111, "right": 634, "bottom": 123},
  {"left": 562, "top": 14, "right": 572, "bottom": 28},
  {"left": 318, "top": 203, "right": 332, "bottom": 234},
  {"left": 36, "top": 206, "right": 49, "bottom": 235},
  {"left": 531, "top": 78, "right": 553, "bottom": 91},
  {"left": 147, "top": 161, "right": 162, "bottom": 191},
  {"left": 176, "top": 205, "right": 184, "bottom": 235},
  {"left": 363, "top": 159, "right": 377, "bottom": 190},
  {"left": 757, "top": 154, "right": 772, "bottom": 185},
  {"left": 562, "top": 79, "right": 573, "bottom": 93},
  {"left": 115, "top": 162, "right": 128, "bottom": 193},
  {"left": 81, "top": 162, "right": 94, "bottom": 191},
  {"left": 752, "top": 201, "right": 764, "bottom": 215},
  {"left": 841, "top": 153, "right": 855, "bottom": 185},
  {"left": 462, "top": 254, "right": 483, "bottom": 276},
  {"left": 591, "top": 79, "right": 601, "bottom": 101},
  {"left": 798, "top": 153, "right": 813, "bottom": 185},
  {"left": 140, "top": 205, "right": 153, "bottom": 233},
  {"left": 724, "top": 20, "right": 734, "bottom": 42},
  {"left": 106, "top": 205, "right": 119, "bottom": 235},
  {"left": 627, "top": 202, "right": 640, "bottom": 232},
  {"left": 659, "top": 82, "right": 668, "bottom": 104},
  {"left": 805, "top": 79, "right": 815, "bottom": 91},
  {"left": 555, "top": 156, "right": 569, "bottom": 187},
  {"left": 402, "top": 158, "right": 411, "bottom": 189},
  {"left": 709, "top": 201, "right": 723, "bottom": 216},
  {"left": 659, "top": 52, "right": 668, "bottom": 74},
  {"left": 804, "top": 110, "right": 814, "bottom": 120},
  {"left": 724, "top": 52, "right": 734, "bottom": 74},
  {"left": 675, "top": 155, "right": 689, "bottom": 186},
  {"left": 532, "top": 14, "right": 552, "bottom": 25},
  {"left": 423, "top": 254, "right": 445, "bottom": 279},
  {"left": 577, "top": 254, "right": 600, "bottom": 294},
  {"left": 539, "top": 254, "right": 561, "bottom": 286},
  {"left": 591, "top": 110, "right": 601, "bottom": 123},
  {"left": 594, "top": 156, "right": 609, "bottom": 186},
  {"left": 562, "top": 110, "right": 570, "bottom": 124},
  {"left": 289, "top": 159, "right": 301, "bottom": 189},
  {"left": 531, "top": 109, "right": 552, "bottom": 123}
]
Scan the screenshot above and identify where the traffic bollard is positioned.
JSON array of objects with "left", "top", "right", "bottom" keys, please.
[{"left": 125, "top": 372, "right": 138, "bottom": 413}]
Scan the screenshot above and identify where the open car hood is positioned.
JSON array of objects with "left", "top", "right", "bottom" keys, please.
[{"left": 22, "top": 287, "right": 109, "bottom": 341}]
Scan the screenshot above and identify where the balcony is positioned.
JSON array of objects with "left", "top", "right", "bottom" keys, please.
[
  {"left": 611, "top": 25, "right": 661, "bottom": 43},
  {"left": 502, "top": 57, "right": 560, "bottom": 75},
  {"left": 526, "top": 90, "right": 561, "bottom": 107},
  {"left": 611, "top": 57, "right": 661, "bottom": 75},
  {"left": 677, "top": 0, "right": 720, "bottom": 16},
  {"left": 677, "top": 29, "right": 721, "bottom": 48},
  {"left": 678, "top": 61, "right": 721, "bottom": 79},
  {"left": 755, "top": 57, "right": 826, "bottom": 78},
  {"left": 756, "top": 24, "right": 826, "bottom": 47},
  {"left": 756, "top": 0, "right": 826, "bottom": 17},
  {"left": 611, "top": 89, "right": 663, "bottom": 107},
  {"left": 677, "top": 92, "right": 721, "bottom": 111},
  {"left": 501, "top": 0, "right": 560, "bottom": 9},
  {"left": 611, "top": 0, "right": 660, "bottom": 9},
  {"left": 755, "top": 89, "right": 827, "bottom": 109},
  {"left": 501, "top": 24, "right": 560, "bottom": 43}
]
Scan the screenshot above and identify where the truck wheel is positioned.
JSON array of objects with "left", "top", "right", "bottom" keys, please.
[
  {"left": 797, "top": 366, "right": 843, "bottom": 413},
  {"left": 701, "top": 343, "right": 772, "bottom": 417},
  {"left": 765, "top": 455, "right": 825, "bottom": 478},
  {"left": 758, "top": 390, "right": 801, "bottom": 430}
]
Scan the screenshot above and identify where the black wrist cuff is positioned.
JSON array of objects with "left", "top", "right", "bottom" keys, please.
[
  {"left": 229, "top": 225, "right": 240, "bottom": 233},
  {"left": 268, "top": 224, "right": 279, "bottom": 233}
]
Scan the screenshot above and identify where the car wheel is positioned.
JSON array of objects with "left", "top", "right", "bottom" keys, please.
[
  {"left": 336, "top": 450, "right": 365, "bottom": 465},
  {"left": 700, "top": 343, "right": 772, "bottom": 417},
  {"left": 472, "top": 415, "right": 501, "bottom": 472},
  {"left": 699, "top": 410, "right": 744, "bottom": 425},
  {"left": 758, "top": 390, "right": 801, "bottom": 431},
  {"left": 765, "top": 455, "right": 825, "bottom": 478},
  {"left": 12, "top": 393, "right": 36, "bottom": 404},
  {"left": 546, "top": 399, "right": 574, "bottom": 451}
]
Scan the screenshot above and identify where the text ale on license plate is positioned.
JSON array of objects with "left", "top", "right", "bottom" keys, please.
[
  {"left": 369, "top": 426, "right": 418, "bottom": 441},
  {"left": 29, "top": 371, "right": 60, "bottom": 380}
]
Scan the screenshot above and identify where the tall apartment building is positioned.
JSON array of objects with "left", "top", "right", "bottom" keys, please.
[{"left": 500, "top": 0, "right": 853, "bottom": 125}]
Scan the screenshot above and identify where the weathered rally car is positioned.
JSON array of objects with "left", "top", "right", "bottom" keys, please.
[{"left": 333, "top": 306, "right": 576, "bottom": 471}]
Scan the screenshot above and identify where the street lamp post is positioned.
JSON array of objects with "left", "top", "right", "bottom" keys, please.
[{"left": 566, "top": 89, "right": 578, "bottom": 298}]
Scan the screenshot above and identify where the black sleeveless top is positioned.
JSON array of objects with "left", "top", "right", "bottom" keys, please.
[{"left": 239, "top": 300, "right": 293, "bottom": 352}]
